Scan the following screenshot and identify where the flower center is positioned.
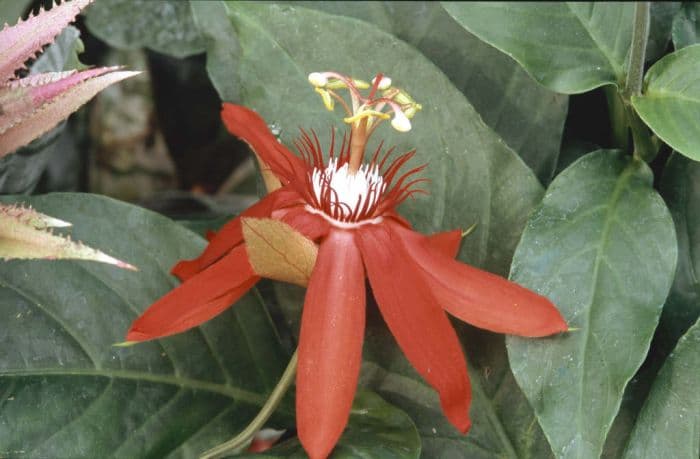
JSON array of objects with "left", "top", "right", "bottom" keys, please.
[
  {"left": 308, "top": 71, "right": 422, "bottom": 175},
  {"left": 311, "top": 158, "right": 386, "bottom": 221}
]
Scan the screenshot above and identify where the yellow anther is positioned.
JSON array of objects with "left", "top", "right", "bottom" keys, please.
[
  {"left": 393, "top": 90, "right": 417, "bottom": 106},
  {"left": 353, "top": 79, "right": 370, "bottom": 89},
  {"left": 343, "top": 110, "right": 391, "bottom": 125},
  {"left": 315, "top": 87, "right": 335, "bottom": 111},
  {"left": 326, "top": 79, "right": 349, "bottom": 90},
  {"left": 404, "top": 103, "right": 422, "bottom": 119}
]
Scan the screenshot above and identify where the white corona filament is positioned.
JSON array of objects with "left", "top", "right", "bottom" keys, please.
[{"left": 311, "top": 158, "right": 386, "bottom": 218}]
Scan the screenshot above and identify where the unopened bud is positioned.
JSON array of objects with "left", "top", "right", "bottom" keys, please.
[{"left": 308, "top": 72, "right": 328, "bottom": 87}]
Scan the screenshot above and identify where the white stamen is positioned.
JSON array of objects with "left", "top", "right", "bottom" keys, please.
[
  {"left": 311, "top": 159, "right": 386, "bottom": 219},
  {"left": 308, "top": 72, "right": 328, "bottom": 87}
]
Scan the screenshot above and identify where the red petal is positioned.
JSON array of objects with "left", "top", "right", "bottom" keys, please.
[
  {"left": 172, "top": 188, "right": 300, "bottom": 281},
  {"left": 126, "top": 244, "right": 259, "bottom": 342},
  {"left": 275, "top": 206, "right": 330, "bottom": 241},
  {"left": 356, "top": 224, "right": 472, "bottom": 433},
  {"left": 221, "top": 103, "right": 306, "bottom": 183},
  {"left": 297, "top": 230, "right": 365, "bottom": 459},
  {"left": 427, "top": 229, "right": 462, "bottom": 259},
  {"left": 394, "top": 224, "right": 567, "bottom": 337}
]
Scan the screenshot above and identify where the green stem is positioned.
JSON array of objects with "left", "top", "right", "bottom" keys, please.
[
  {"left": 621, "top": 2, "right": 657, "bottom": 162},
  {"left": 627, "top": 106, "right": 657, "bottom": 162},
  {"left": 624, "top": 2, "right": 650, "bottom": 100},
  {"left": 605, "top": 86, "right": 629, "bottom": 151},
  {"left": 199, "top": 350, "right": 298, "bottom": 459}
]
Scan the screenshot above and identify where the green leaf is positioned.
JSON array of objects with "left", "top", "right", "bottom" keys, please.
[
  {"left": 622, "top": 317, "right": 700, "bottom": 459},
  {"left": 287, "top": 1, "right": 568, "bottom": 184},
  {"left": 364, "top": 321, "right": 553, "bottom": 459},
  {"left": 30, "top": 25, "right": 85, "bottom": 74},
  {"left": 632, "top": 44, "right": 700, "bottom": 161},
  {"left": 0, "top": 193, "right": 290, "bottom": 457},
  {"left": 212, "top": 1, "right": 544, "bottom": 276},
  {"left": 235, "top": 391, "right": 421, "bottom": 459},
  {"left": 190, "top": 1, "right": 240, "bottom": 103},
  {"left": 657, "top": 153, "right": 700, "bottom": 346},
  {"left": 507, "top": 150, "right": 678, "bottom": 458},
  {"left": 672, "top": 2, "right": 700, "bottom": 49},
  {"left": 442, "top": 2, "right": 634, "bottom": 94},
  {"left": 84, "top": 0, "right": 205, "bottom": 58},
  {"left": 178, "top": 215, "right": 234, "bottom": 239}
]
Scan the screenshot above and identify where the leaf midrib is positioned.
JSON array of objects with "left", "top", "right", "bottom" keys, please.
[
  {"left": 636, "top": 91, "right": 700, "bottom": 104},
  {"left": 566, "top": 2, "right": 624, "bottom": 80},
  {"left": 0, "top": 368, "right": 269, "bottom": 408},
  {"left": 574, "top": 160, "right": 636, "bottom": 458}
]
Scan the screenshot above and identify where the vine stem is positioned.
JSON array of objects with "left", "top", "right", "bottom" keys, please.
[
  {"left": 199, "top": 350, "right": 298, "bottom": 459},
  {"left": 620, "top": 2, "right": 656, "bottom": 161},
  {"left": 624, "top": 2, "right": 650, "bottom": 100}
]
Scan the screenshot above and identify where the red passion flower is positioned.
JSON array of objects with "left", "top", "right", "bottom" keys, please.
[{"left": 126, "top": 72, "right": 567, "bottom": 459}]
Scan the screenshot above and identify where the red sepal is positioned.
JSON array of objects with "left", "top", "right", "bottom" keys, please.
[
  {"left": 394, "top": 224, "right": 567, "bottom": 337},
  {"left": 356, "top": 224, "right": 472, "bottom": 434},
  {"left": 126, "top": 244, "right": 259, "bottom": 342}
]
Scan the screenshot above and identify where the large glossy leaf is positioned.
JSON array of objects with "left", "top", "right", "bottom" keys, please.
[
  {"left": 632, "top": 44, "right": 700, "bottom": 161},
  {"left": 657, "top": 153, "right": 700, "bottom": 346},
  {"left": 672, "top": 2, "right": 700, "bottom": 50},
  {"left": 365, "top": 321, "right": 554, "bottom": 459},
  {"left": 506, "top": 150, "right": 678, "bottom": 458},
  {"left": 236, "top": 391, "right": 420, "bottom": 459},
  {"left": 442, "top": 2, "right": 634, "bottom": 94},
  {"left": 0, "top": 193, "right": 290, "bottom": 457},
  {"left": 202, "top": 1, "right": 544, "bottom": 276},
  {"left": 287, "top": 1, "right": 567, "bottom": 184},
  {"left": 622, "top": 317, "right": 700, "bottom": 459},
  {"left": 189, "top": 1, "right": 240, "bottom": 103},
  {"left": 84, "top": 0, "right": 204, "bottom": 58}
]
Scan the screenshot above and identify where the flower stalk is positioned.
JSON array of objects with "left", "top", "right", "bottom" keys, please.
[
  {"left": 200, "top": 350, "right": 298, "bottom": 459},
  {"left": 623, "top": 2, "right": 650, "bottom": 100}
]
